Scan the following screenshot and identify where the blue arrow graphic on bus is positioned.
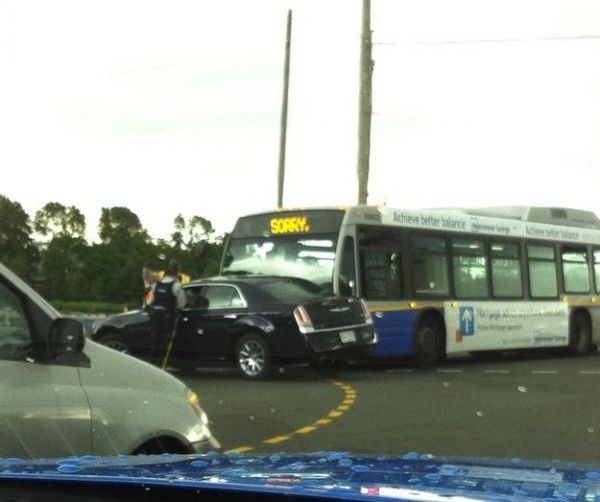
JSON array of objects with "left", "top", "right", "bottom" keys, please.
[{"left": 459, "top": 307, "right": 475, "bottom": 337}]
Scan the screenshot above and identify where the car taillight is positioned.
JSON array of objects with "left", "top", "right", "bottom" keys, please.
[
  {"left": 360, "top": 299, "right": 373, "bottom": 324},
  {"left": 294, "top": 305, "right": 314, "bottom": 333}
]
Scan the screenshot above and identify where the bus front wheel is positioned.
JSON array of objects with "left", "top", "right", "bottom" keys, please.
[{"left": 415, "top": 317, "right": 444, "bottom": 367}]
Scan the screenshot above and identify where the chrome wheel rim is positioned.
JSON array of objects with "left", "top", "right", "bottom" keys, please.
[
  {"left": 105, "top": 339, "right": 129, "bottom": 353},
  {"left": 238, "top": 340, "right": 265, "bottom": 376}
]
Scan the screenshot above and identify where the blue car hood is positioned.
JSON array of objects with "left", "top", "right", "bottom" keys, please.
[{"left": 2, "top": 451, "right": 600, "bottom": 501}]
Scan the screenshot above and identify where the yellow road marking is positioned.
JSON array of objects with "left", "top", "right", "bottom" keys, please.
[
  {"left": 263, "top": 435, "right": 291, "bottom": 445},
  {"left": 230, "top": 380, "right": 358, "bottom": 451},
  {"left": 295, "top": 426, "right": 317, "bottom": 434}
]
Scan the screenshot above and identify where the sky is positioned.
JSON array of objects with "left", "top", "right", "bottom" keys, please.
[{"left": 1, "top": 0, "right": 600, "bottom": 243}]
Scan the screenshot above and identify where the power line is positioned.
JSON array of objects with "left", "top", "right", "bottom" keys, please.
[{"left": 374, "top": 34, "right": 600, "bottom": 48}]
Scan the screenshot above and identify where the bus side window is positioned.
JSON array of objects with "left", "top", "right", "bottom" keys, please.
[
  {"left": 410, "top": 235, "right": 449, "bottom": 296},
  {"left": 562, "top": 247, "right": 590, "bottom": 294},
  {"left": 491, "top": 241, "right": 522, "bottom": 298},
  {"left": 339, "top": 236, "right": 357, "bottom": 296},
  {"left": 527, "top": 244, "right": 558, "bottom": 298},
  {"left": 452, "top": 238, "right": 489, "bottom": 299},
  {"left": 594, "top": 249, "right": 600, "bottom": 294}
]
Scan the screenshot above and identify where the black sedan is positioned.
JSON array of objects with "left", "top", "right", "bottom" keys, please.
[{"left": 91, "top": 276, "right": 376, "bottom": 378}]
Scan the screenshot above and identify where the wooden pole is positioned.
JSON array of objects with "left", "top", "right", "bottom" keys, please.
[
  {"left": 277, "top": 10, "right": 292, "bottom": 208},
  {"left": 357, "top": 0, "right": 373, "bottom": 205}
]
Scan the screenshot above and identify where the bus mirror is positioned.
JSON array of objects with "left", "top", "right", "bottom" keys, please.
[{"left": 348, "top": 280, "right": 357, "bottom": 296}]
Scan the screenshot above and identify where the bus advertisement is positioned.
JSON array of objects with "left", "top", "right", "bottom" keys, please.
[{"left": 220, "top": 206, "right": 600, "bottom": 366}]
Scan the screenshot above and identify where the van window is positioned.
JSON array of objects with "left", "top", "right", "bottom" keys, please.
[{"left": 0, "top": 282, "right": 32, "bottom": 359}]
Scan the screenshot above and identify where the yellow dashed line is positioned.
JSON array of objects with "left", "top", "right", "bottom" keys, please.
[
  {"left": 230, "top": 379, "right": 357, "bottom": 451},
  {"left": 263, "top": 435, "right": 291, "bottom": 445},
  {"left": 295, "top": 426, "right": 317, "bottom": 434}
]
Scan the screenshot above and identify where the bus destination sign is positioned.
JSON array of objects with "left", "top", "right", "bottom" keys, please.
[{"left": 270, "top": 216, "right": 311, "bottom": 234}]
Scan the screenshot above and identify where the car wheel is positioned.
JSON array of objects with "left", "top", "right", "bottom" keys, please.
[
  {"left": 98, "top": 331, "right": 129, "bottom": 354},
  {"left": 568, "top": 312, "right": 592, "bottom": 356},
  {"left": 235, "top": 334, "right": 271, "bottom": 379},
  {"left": 415, "top": 317, "right": 443, "bottom": 368}
]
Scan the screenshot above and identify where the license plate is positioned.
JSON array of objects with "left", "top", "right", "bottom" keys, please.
[{"left": 340, "top": 330, "right": 357, "bottom": 343}]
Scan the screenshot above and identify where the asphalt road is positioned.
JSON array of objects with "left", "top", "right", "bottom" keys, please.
[{"left": 179, "top": 351, "right": 600, "bottom": 465}]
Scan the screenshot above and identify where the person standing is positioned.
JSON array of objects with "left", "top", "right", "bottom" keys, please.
[{"left": 149, "top": 260, "right": 186, "bottom": 366}]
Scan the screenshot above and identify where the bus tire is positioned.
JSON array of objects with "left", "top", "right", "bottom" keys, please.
[
  {"left": 415, "top": 317, "right": 444, "bottom": 368},
  {"left": 568, "top": 311, "right": 592, "bottom": 356}
]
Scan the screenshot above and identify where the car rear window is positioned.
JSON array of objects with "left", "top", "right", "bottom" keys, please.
[{"left": 258, "top": 281, "right": 320, "bottom": 303}]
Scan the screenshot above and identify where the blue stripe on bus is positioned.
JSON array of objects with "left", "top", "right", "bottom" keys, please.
[{"left": 371, "top": 310, "right": 420, "bottom": 357}]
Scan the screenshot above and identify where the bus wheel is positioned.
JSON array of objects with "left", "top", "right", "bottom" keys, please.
[
  {"left": 415, "top": 318, "right": 443, "bottom": 367},
  {"left": 568, "top": 312, "right": 592, "bottom": 356}
]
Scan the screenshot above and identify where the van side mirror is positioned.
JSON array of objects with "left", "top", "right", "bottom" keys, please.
[{"left": 49, "top": 318, "right": 85, "bottom": 357}]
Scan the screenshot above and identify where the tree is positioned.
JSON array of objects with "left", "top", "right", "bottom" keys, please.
[
  {"left": 0, "top": 194, "right": 36, "bottom": 280},
  {"left": 34, "top": 202, "right": 86, "bottom": 240},
  {"left": 99, "top": 207, "right": 148, "bottom": 244}
]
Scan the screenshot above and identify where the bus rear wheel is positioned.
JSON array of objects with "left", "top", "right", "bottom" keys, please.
[
  {"left": 568, "top": 312, "right": 592, "bottom": 356},
  {"left": 415, "top": 317, "right": 444, "bottom": 367}
]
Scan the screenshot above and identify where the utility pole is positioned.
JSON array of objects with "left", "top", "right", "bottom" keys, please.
[
  {"left": 356, "top": 0, "right": 373, "bottom": 205},
  {"left": 277, "top": 10, "right": 292, "bottom": 208}
]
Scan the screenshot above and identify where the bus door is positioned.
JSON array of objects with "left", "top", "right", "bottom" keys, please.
[{"left": 356, "top": 226, "right": 412, "bottom": 357}]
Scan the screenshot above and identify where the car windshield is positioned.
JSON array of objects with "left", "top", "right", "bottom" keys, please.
[{"left": 4, "top": 0, "right": 600, "bottom": 495}]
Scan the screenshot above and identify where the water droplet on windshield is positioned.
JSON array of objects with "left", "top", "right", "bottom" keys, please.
[
  {"left": 57, "top": 464, "right": 84, "bottom": 474},
  {"left": 420, "top": 454, "right": 434, "bottom": 460},
  {"left": 585, "top": 471, "right": 600, "bottom": 480},
  {"left": 443, "top": 382, "right": 451, "bottom": 388},
  {"left": 517, "top": 386, "right": 527, "bottom": 393},
  {"left": 191, "top": 460, "right": 209, "bottom": 468},
  {"left": 249, "top": 416, "right": 254, "bottom": 421},
  {"left": 587, "top": 427, "right": 595, "bottom": 434},
  {"left": 511, "top": 457, "right": 522, "bottom": 464},
  {"left": 269, "top": 455, "right": 281, "bottom": 463},
  {"left": 351, "top": 464, "right": 370, "bottom": 472},
  {"left": 424, "top": 473, "right": 441, "bottom": 482},
  {"left": 218, "top": 400, "right": 224, "bottom": 405},
  {"left": 408, "top": 477, "right": 421, "bottom": 484},
  {"left": 476, "top": 411, "right": 484, "bottom": 417},
  {"left": 144, "top": 487, "right": 151, "bottom": 492},
  {"left": 270, "top": 408, "right": 276, "bottom": 413},
  {"left": 402, "top": 452, "right": 419, "bottom": 460},
  {"left": 338, "top": 458, "right": 353, "bottom": 468}
]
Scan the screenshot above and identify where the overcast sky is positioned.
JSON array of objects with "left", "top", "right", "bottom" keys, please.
[{"left": 1, "top": 0, "right": 600, "bottom": 242}]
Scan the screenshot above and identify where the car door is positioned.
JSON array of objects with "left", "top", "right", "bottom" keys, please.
[
  {"left": 178, "top": 284, "right": 247, "bottom": 357},
  {"left": 0, "top": 278, "right": 92, "bottom": 459}
]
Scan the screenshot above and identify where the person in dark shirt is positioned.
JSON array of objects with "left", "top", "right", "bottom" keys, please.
[{"left": 149, "top": 260, "right": 186, "bottom": 366}]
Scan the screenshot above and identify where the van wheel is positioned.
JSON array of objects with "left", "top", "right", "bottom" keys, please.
[
  {"left": 415, "top": 318, "right": 443, "bottom": 368},
  {"left": 568, "top": 312, "right": 592, "bottom": 356},
  {"left": 235, "top": 334, "right": 271, "bottom": 379},
  {"left": 98, "top": 332, "right": 129, "bottom": 354}
]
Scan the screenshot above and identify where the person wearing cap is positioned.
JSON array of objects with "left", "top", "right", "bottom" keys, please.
[{"left": 149, "top": 259, "right": 186, "bottom": 366}]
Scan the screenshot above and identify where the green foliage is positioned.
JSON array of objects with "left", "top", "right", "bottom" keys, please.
[
  {"left": 34, "top": 202, "right": 86, "bottom": 240},
  {"left": 50, "top": 300, "right": 134, "bottom": 314},
  {"left": 0, "top": 194, "right": 37, "bottom": 280},
  {"left": 2, "top": 196, "right": 226, "bottom": 306}
]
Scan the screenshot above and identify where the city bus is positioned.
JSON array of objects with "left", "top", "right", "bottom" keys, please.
[{"left": 220, "top": 206, "right": 600, "bottom": 366}]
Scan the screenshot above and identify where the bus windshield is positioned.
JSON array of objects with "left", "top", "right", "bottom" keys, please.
[{"left": 222, "top": 234, "right": 338, "bottom": 293}]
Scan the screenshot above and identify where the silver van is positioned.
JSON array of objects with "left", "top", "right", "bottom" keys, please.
[{"left": 0, "top": 261, "right": 220, "bottom": 459}]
